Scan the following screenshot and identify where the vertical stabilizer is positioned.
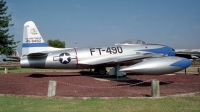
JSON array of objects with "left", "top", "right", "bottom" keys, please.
[{"left": 22, "top": 21, "right": 49, "bottom": 56}]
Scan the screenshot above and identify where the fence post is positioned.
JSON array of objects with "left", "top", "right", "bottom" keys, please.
[
  {"left": 47, "top": 80, "right": 57, "bottom": 97},
  {"left": 5, "top": 68, "right": 8, "bottom": 74},
  {"left": 151, "top": 79, "right": 160, "bottom": 97},
  {"left": 185, "top": 69, "right": 186, "bottom": 74},
  {"left": 198, "top": 68, "right": 200, "bottom": 75}
]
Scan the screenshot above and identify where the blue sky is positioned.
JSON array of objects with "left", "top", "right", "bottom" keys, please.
[{"left": 5, "top": 0, "right": 200, "bottom": 55}]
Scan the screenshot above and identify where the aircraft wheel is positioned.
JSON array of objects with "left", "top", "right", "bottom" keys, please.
[{"left": 98, "top": 68, "right": 107, "bottom": 75}]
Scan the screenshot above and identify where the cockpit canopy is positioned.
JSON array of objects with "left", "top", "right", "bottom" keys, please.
[{"left": 115, "top": 39, "right": 146, "bottom": 45}]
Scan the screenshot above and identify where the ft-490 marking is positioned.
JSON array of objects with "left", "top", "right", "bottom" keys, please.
[{"left": 90, "top": 46, "right": 123, "bottom": 56}]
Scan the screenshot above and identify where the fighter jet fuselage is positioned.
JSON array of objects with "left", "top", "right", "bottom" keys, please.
[{"left": 20, "top": 21, "right": 192, "bottom": 75}]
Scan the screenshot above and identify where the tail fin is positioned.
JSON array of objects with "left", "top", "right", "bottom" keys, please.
[{"left": 22, "top": 21, "right": 49, "bottom": 56}]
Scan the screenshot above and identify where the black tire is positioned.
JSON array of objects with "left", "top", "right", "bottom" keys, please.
[
  {"left": 94, "top": 67, "right": 107, "bottom": 75},
  {"left": 98, "top": 67, "right": 107, "bottom": 75}
]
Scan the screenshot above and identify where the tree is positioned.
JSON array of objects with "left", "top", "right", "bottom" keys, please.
[
  {"left": 0, "top": 0, "right": 19, "bottom": 55},
  {"left": 47, "top": 39, "right": 66, "bottom": 48}
]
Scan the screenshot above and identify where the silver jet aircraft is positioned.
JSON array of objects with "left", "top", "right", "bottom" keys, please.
[
  {"left": 1, "top": 51, "right": 20, "bottom": 62},
  {"left": 20, "top": 21, "right": 192, "bottom": 76},
  {"left": 175, "top": 49, "right": 200, "bottom": 60}
]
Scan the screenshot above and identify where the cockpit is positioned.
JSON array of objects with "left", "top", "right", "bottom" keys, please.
[{"left": 115, "top": 39, "right": 146, "bottom": 45}]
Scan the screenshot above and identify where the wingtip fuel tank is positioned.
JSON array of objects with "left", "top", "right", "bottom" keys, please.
[{"left": 120, "top": 57, "right": 192, "bottom": 75}]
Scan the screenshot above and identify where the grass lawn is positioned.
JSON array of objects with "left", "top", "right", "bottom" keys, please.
[
  {"left": 0, "top": 68, "right": 85, "bottom": 74},
  {"left": 0, "top": 95, "right": 200, "bottom": 112}
]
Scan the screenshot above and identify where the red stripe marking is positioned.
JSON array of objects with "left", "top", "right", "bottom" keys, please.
[{"left": 74, "top": 48, "right": 78, "bottom": 69}]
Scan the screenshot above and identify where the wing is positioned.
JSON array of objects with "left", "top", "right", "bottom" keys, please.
[{"left": 78, "top": 53, "right": 165, "bottom": 65}]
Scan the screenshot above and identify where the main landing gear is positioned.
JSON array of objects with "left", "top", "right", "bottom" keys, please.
[
  {"left": 108, "top": 63, "right": 126, "bottom": 78},
  {"left": 94, "top": 67, "right": 107, "bottom": 75},
  {"left": 94, "top": 63, "right": 126, "bottom": 78}
]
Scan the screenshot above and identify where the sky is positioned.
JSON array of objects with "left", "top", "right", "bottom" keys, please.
[{"left": 4, "top": 0, "right": 200, "bottom": 55}]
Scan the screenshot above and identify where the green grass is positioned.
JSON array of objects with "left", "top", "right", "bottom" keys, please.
[
  {"left": 0, "top": 95, "right": 200, "bottom": 112},
  {"left": 0, "top": 68, "right": 85, "bottom": 74},
  {"left": 178, "top": 66, "right": 200, "bottom": 74},
  {"left": 0, "top": 68, "right": 34, "bottom": 73},
  {"left": 1, "top": 66, "right": 199, "bottom": 74},
  {"left": 0, "top": 68, "right": 110, "bottom": 74}
]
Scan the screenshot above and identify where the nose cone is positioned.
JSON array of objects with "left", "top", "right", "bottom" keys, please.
[{"left": 170, "top": 58, "right": 192, "bottom": 68}]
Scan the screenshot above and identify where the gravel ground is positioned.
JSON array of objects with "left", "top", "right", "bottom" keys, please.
[{"left": 0, "top": 72, "right": 200, "bottom": 97}]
